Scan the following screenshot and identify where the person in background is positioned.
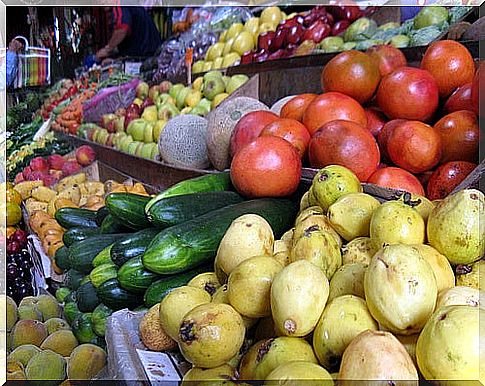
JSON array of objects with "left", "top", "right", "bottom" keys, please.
[
  {"left": 95, "top": 6, "right": 162, "bottom": 64},
  {"left": 1, "top": 39, "right": 23, "bottom": 89}
]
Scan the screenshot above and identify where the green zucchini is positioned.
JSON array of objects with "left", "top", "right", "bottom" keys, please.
[
  {"left": 146, "top": 172, "right": 231, "bottom": 212},
  {"left": 92, "top": 245, "right": 113, "bottom": 267},
  {"left": 76, "top": 282, "right": 101, "bottom": 312},
  {"left": 143, "top": 264, "right": 212, "bottom": 307},
  {"left": 117, "top": 257, "right": 159, "bottom": 293},
  {"left": 63, "top": 227, "right": 100, "bottom": 247},
  {"left": 100, "top": 214, "right": 133, "bottom": 234},
  {"left": 54, "top": 246, "right": 70, "bottom": 270},
  {"left": 111, "top": 228, "right": 160, "bottom": 267},
  {"left": 55, "top": 207, "right": 98, "bottom": 229},
  {"left": 95, "top": 206, "right": 109, "bottom": 226},
  {"left": 90, "top": 262, "right": 118, "bottom": 288},
  {"left": 142, "top": 199, "right": 297, "bottom": 275},
  {"left": 146, "top": 191, "right": 243, "bottom": 228},
  {"left": 92, "top": 304, "right": 113, "bottom": 337},
  {"left": 64, "top": 269, "right": 84, "bottom": 291},
  {"left": 68, "top": 234, "right": 130, "bottom": 274},
  {"left": 96, "top": 278, "right": 143, "bottom": 311},
  {"left": 105, "top": 193, "right": 152, "bottom": 230}
]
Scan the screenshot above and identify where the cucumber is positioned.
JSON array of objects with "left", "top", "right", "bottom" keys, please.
[
  {"left": 92, "top": 245, "right": 113, "bottom": 267},
  {"left": 145, "top": 172, "right": 231, "bottom": 212},
  {"left": 72, "top": 313, "right": 97, "bottom": 343},
  {"left": 143, "top": 264, "right": 212, "bottom": 307},
  {"left": 105, "top": 193, "right": 152, "bottom": 230},
  {"left": 117, "top": 257, "right": 159, "bottom": 293},
  {"left": 96, "top": 278, "right": 143, "bottom": 311},
  {"left": 95, "top": 206, "right": 109, "bottom": 226},
  {"left": 100, "top": 214, "right": 133, "bottom": 234},
  {"left": 143, "top": 199, "right": 297, "bottom": 275},
  {"left": 111, "top": 228, "right": 160, "bottom": 267},
  {"left": 63, "top": 227, "right": 99, "bottom": 247},
  {"left": 68, "top": 234, "right": 130, "bottom": 274},
  {"left": 55, "top": 207, "right": 98, "bottom": 229},
  {"left": 76, "top": 282, "right": 101, "bottom": 312},
  {"left": 54, "top": 246, "right": 71, "bottom": 270},
  {"left": 146, "top": 191, "right": 243, "bottom": 228},
  {"left": 90, "top": 262, "right": 118, "bottom": 288}
]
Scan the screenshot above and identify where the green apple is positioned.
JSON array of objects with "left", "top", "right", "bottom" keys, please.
[
  {"left": 153, "top": 120, "right": 167, "bottom": 142},
  {"left": 258, "top": 22, "right": 276, "bottom": 35},
  {"left": 211, "top": 93, "right": 229, "bottom": 109},
  {"left": 151, "top": 144, "right": 160, "bottom": 160},
  {"left": 133, "top": 97, "right": 144, "bottom": 107},
  {"left": 185, "top": 89, "right": 202, "bottom": 108},
  {"left": 168, "top": 83, "right": 184, "bottom": 100},
  {"left": 223, "top": 38, "right": 234, "bottom": 56},
  {"left": 119, "top": 135, "right": 133, "bottom": 152},
  {"left": 92, "top": 128, "right": 101, "bottom": 143},
  {"left": 126, "top": 119, "right": 148, "bottom": 141},
  {"left": 98, "top": 129, "right": 109, "bottom": 145},
  {"left": 141, "top": 105, "right": 158, "bottom": 122},
  {"left": 226, "top": 74, "right": 249, "bottom": 94},
  {"left": 219, "top": 30, "right": 227, "bottom": 43},
  {"left": 231, "top": 31, "right": 254, "bottom": 56},
  {"left": 260, "top": 6, "right": 282, "bottom": 26},
  {"left": 143, "top": 122, "right": 154, "bottom": 143},
  {"left": 226, "top": 23, "right": 244, "bottom": 41},
  {"left": 244, "top": 17, "right": 260, "bottom": 36},
  {"left": 192, "top": 60, "right": 205, "bottom": 74},
  {"left": 115, "top": 116, "right": 125, "bottom": 132},
  {"left": 148, "top": 85, "right": 161, "bottom": 101},
  {"left": 136, "top": 82, "right": 149, "bottom": 99},
  {"left": 113, "top": 132, "right": 126, "bottom": 148},
  {"left": 206, "top": 42, "right": 225, "bottom": 61},
  {"left": 222, "top": 52, "right": 241, "bottom": 68},
  {"left": 192, "top": 77, "right": 204, "bottom": 92},
  {"left": 203, "top": 76, "right": 225, "bottom": 101},
  {"left": 222, "top": 75, "right": 230, "bottom": 89},
  {"left": 202, "top": 61, "right": 213, "bottom": 72},
  {"left": 135, "top": 142, "right": 145, "bottom": 157},
  {"left": 180, "top": 106, "right": 192, "bottom": 114},
  {"left": 213, "top": 57, "right": 224, "bottom": 70},
  {"left": 127, "top": 141, "right": 140, "bottom": 156},
  {"left": 176, "top": 87, "right": 191, "bottom": 109},
  {"left": 141, "top": 143, "right": 157, "bottom": 159},
  {"left": 157, "top": 103, "right": 179, "bottom": 121},
  {"left": 156, "top": 93, "right": 175, "bottom": 107}
]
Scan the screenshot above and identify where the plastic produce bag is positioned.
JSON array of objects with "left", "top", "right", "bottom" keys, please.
[{"left": 82, "top": 78, "right": 140, "bottom": 124}]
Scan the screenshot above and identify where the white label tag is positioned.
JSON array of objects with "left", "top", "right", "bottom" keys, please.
[
  {"left": 136, "top": 349, "right": 181, "bottom": 383},
  {"left": 125, "top": 62, "right": 142, "bottom": 76}
]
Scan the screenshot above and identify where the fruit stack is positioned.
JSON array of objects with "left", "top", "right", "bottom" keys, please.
[
  {"left": 84, "top": 71, "right": 249, "bottom": 161},
  {"left": 139, "top": 164, "right": 483, "bottom": 384},
  {"left": 224, "top": 40, "right": 480, "bottom": 200},
  {"left": 6, "top": 295, "right": 107, "bottom": 382}
]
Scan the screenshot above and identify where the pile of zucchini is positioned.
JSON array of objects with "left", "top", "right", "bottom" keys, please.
[{"left": 54, "top": 172, "right": 298, "bottom": 345}]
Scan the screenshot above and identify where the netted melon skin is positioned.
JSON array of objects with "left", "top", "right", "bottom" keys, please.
[
  {"left": 206, "top": 97, "right": 269, "bottom": 171},
  {"left": 159, "top": 115, "right": 210, "bottom": 169}
]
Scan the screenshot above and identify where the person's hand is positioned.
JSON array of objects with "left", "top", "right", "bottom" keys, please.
[
  {"left": 96, "top": 46, "right": 112, "bottom": 60},
  {"left": 8, "top": 39, "right": 23, "bottom": 53}
]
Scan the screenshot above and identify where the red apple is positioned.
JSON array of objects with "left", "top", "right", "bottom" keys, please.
[
  {"left": 230, "top": 111, "right": 280, "bottom": 157},
  {"left": 271, "top": 27, "right": 288, "bottom": 52},
  {"left": 141, "top": 98, "right": 154, "bottom": 111},
  {"left": 30, "top": 157, "right": 49, "bottom": 173},
  {"left": 47, "top": 154, "right": 66, "bottom": 170},
  {"left": 240, "top": 51, "right": 253, "bottom": 65},
  {"left": 285, "top": 24, "right": 305, "bottom": 45},
  {"left": 253, "top": 49, "right": 270, "bottom": 63},
  {"left": 22, "top": 166, "right": 33, "bottom": 180},
  {"left": 14, "top": 173, "right": 24, "bottom": 184},
  {"left": 258, "top": 32, "right": 275, "bottom": 52},
  {"left": 75, "top": 145, "right": 96, "bottom": 166},
  {"left": 303, "top": 20, "right": 331, "bottom": 43},
  {"left": 268, "top": 49, "right": 286, "bottom": 61},
  {"left": 331, "top": 20, "right": 350, "bottom": 36},
  {"left": 62, "top": 160, "right": 82, "bottom": 176}
]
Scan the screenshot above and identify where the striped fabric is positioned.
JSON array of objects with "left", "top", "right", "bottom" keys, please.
[{"left": 13, "top": 37, "right": 51, "bottom": 89}]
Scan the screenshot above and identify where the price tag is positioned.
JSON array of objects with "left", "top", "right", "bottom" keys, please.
[
  {"left": 185, "top": 47, "right": 193, "bottom": 86},
  {"left": 136, "top": 349, "right": 181, "bottom": 384}
]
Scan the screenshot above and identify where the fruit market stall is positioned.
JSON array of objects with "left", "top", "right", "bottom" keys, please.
[{"left": 4, "top": 3, "right": 483, "bottom": 384}]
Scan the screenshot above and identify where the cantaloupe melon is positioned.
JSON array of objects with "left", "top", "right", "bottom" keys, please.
[
  {"left": 206, "top": 97, "right": 268, "bottom": 171},
  {"left": 158, "top": 115, "right": 210, "bottom": 169},
  {"left": 270, "top": 95, "right": 297, "bottom": 115}
]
